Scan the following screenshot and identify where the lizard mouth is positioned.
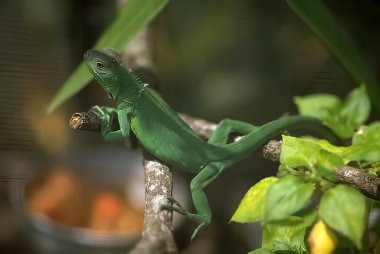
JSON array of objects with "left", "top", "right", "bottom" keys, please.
[{"left": 108, "top": 92, "right": 114, "bottom": 100}]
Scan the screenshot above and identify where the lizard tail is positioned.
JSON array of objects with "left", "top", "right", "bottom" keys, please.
[{"left": 221, "top": 115, "right": 339, "bottom": 166}]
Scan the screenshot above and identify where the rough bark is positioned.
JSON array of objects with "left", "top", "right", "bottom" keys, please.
[
  {"left": 70, "top": 109, "right": 177, "bottom": 253},
  {"left": 128, "top": 153, "right": 177, "bottom": 254},
  {"left": 261, "top": 140, "right": 380, "bottom": 201},
  {"left": 124, "top": 27, "right": 177, "bottom": 253},
  {"left": 69, "top": 110, "right": 102, "bottom": 132},
  {"left": 70, "top": 111, "right": 380, "bottom": 202}
]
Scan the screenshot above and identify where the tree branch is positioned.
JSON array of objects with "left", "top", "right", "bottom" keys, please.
[
  {"left": 261, "top": 140, "right": 380, "bottom": 201},
  {"left": 70, "top": 111, "right": 380, "bottom": 202},
  {"left": 123, "top": 27, "right": 177, "bottom": 253},
  {"left": 69, "top": 110, "right": 102, "bottom": 131},
  {"left": 178, "top": 117, "right": 380, "bottom": 200},
  {"left": 171, "top": 117, "right": 380, "bottom": 201},
  {"left": 81, "top": 2, "right": 177, "bottom": 250},
  {"left": 70, "top": 108, "right": 177, "bottom": 253},
  {"left": 129, "top": 153, "right": 177, "bottom": 254}
]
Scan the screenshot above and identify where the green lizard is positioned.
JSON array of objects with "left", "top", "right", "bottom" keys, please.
[{"left": 84, "top": 48, "right": 337, "bottom": 240}]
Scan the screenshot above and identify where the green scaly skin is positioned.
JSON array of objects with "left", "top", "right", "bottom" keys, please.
[{"left": 84, "top": 48, "right": 338, "bottom": 241}]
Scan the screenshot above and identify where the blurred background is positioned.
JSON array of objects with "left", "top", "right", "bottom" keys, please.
[{"left": 0, "top": 0, "right": 379, "bottom": 253}]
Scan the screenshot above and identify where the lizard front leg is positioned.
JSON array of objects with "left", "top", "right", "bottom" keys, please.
[{"left": 93, "top": 106, "right": 131, "bottom": 142}]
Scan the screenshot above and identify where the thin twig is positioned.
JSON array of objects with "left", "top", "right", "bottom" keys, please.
[
  {"left": 70, "top": 111, "right": 380, "bottom": 201},
  {"left": 261, "top": 140, "right": 380, "bottom": 201},
  {"left": 161, "top": 115, "right": 380, "bottom": 201},
  {"left": 334, "top": 166, "right": 380, "bottom": 200},
  {"left": 69, "top": 110, "right": 102, "bottom": 131},
  {"left": 177, "top": 113, "right": 217, "bottom": 140}
]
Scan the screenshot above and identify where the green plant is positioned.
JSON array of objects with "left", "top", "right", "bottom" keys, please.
[
  {"left": 47, "top": 0, "right": 169, "bottom": 113},
  {"left": 47, "top": 0, "right": 379, "bottom": 252},
  {"left": 232, "top": 1, "right": 379, "bottom": 252},
  {"left": 232, "top": 86, "right": 379, "bottom": 253}
]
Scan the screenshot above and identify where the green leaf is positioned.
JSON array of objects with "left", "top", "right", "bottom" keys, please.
[
  {"left": 281, "top": 134, "right": 380, "bottom": 175},
  {"left": 315, "top": 149, "right": 344, "bottom": 180},
  {"left": 47, "top": 0, "right": 169, "bottom": 113},
  {"left": 231, "top": 177, "right": 278, "bottom": 223},
  {"left": 248, "top": 249, "right": 272, "bottom": 254},
  {"left": 302, "top": 210, "right": 318, "bottom": 227},
  {"left": 287, "top": 0, "right": 380, "bottom": 111},
  {"left": 319, "top": 184, "right": 367, "bottom": 249},
  {"left": 315, "top": 139, "right": 346, "bottom": 156},
  {"left": 294, "top": 94, "right": 352, "bottom": 138},
  {"left": 340, "top": 86, "right": 370, "bottom": 129},
  {"left": 343, "top": 144, "right": 380, "bottom": 163},
  {"left": 262, "top": 216, "right": 308, "bottom": 253},
  {"left": 272, "top": 241, "right": 294, "bottom": 253},
  {"left": 294, "top": 94, "right": 341, "bottom": 120},
  {"left": 280, "top": 135, "right": 321, "bottom": 170},
  {"left": 280, "top": 135, "right": 345, "bottom": 179},
  {"left": 323, "top": 120, "right": 354, "bottom": 139},
  {"left": 345, "top": 122, "right": 380, "bottom": 163},
  {"left": 294, "top": 86, "right": 370, "bottom": 139},
  {"left": 265, "top": 175, "right": 314, "bottom": 222},
  {"left": 352, "top": 122, "right": 380, "bottom": 145}
]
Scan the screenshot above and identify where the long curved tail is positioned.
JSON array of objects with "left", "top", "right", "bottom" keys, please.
[{"left": 222, "top": 115, "right": 339, "bottom": 166}]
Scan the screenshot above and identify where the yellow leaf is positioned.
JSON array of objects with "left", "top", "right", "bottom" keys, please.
[{"left": 231, "top": 177, "right": 278, "bottom": 223}]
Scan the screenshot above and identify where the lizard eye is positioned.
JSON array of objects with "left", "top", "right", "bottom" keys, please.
[{"left": 96, "top": 61, "right": 104, "bottom": 69}]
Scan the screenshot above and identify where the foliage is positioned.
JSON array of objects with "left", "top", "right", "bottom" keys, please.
[
  {"left": 294, "top": 85, "right": 370, "bottom": 138},
  {"left": 319, "top": 185, "right": 367, "bottom": 249},
  {"left": 264, "top": 175, "right": 314, "bottom": 223},
  {"left": 46, "top": 0, "right": 379, "bottom": 252},
  {"left": 233, "top": 1, "right": 379, "bottom": 252},
  {"left": 287, "top": 0, "right": 380, "bottom": 111},
  {"left": 233, "top": 84, "right": 379, "bottom": 252},
  {"left": 233, "top": 114, "right": 376, "bottom": 253},
  {"left": 231, "top": 177, "right": 278, "bottom": 223},
  {"left": 47, "top": 0, "right": 169, "bottom": 113}
]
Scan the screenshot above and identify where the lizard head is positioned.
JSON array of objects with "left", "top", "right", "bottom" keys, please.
[{"left": 84, "top": 48, "right": 121, "bottom": 100}]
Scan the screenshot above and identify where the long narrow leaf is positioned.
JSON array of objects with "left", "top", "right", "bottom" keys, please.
[
  {"left": 287, "top": 0, "right": 380, "bottom": 111},
  {"left": 47, "top": 0, "right": 169, "bottom": 113}
]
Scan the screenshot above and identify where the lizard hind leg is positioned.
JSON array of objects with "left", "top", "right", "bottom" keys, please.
[
  {"left": 165, "top": 119, "right": 258, "bottom": 240},
  {"left": 185, "top": 119, "right": 258, "bottom": 239},
  {"left": 208, "top": 118, "right": 258, "bottom": 145},
  {"left": 165, "top": 162, "right": 224, "bottom": 241}
]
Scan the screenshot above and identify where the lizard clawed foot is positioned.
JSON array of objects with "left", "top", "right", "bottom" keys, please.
[
  {"left": 161, "top": 197, "right": 187, "bottom": 215},
  {"left": 161, "top": 197, "right": 210, "bottom": 241},
  {"left": 91, "top": 106, "right": 113, "bottom": 136},
  {"left": 91, "top": 105, "right": 106, "bottom": 118}
]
